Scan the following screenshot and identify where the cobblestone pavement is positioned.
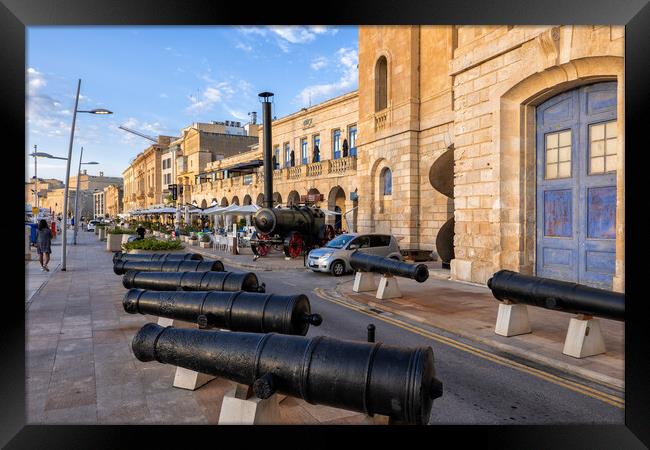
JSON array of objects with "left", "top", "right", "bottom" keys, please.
[{"left": 25, "top": 231, "right": 374, "bottom": 424}]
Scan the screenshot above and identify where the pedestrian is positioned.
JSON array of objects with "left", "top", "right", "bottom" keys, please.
[
  {"left": 36, "top": 219, "right": 52, "bottom": 272},
  {"left": 136, "top": 223, "right": 146, "bottom": 240}
]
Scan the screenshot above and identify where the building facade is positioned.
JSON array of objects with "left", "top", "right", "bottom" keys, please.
[
  {"left": 93, "top": 190, "right": 105, "bottom": 219},
  {"left": 123, "top": 25, "right": 625, "bottom": 291},
  {"left": 104, "top": 184, "right": 123, "bottom": 218}
]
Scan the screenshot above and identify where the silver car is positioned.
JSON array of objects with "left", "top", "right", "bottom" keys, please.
[{"left": 307, "top": 233, "right": 402, "bottom": 276}]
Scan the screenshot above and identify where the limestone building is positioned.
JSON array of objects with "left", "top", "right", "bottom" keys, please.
[
  {"left": 94, "top": 190, "right": 105, "bottom": 219},
  {"left": 103, "top": 184, "right": 123, "bottom": 218},
  {"left": 136, "top": 25, "right": 626, "bottom": 291}
]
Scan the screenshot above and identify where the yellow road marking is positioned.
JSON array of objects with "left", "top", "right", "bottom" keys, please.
[{"left": 313, "top": 288, "right": 624, "bottom": 409}]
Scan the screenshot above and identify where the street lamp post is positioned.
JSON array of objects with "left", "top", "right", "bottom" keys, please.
[
  {"left": 32, "top": 144, "right": 38, "bottom": 223},
  {"left": 72, "top": 146, "right": 99, "bottom": 245},
  {"left": 59, "top": 78, "right": 112, "bottom": 270}
]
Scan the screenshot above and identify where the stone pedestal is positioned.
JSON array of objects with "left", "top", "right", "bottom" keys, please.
[
  {"left": 494, "top": 303, "right": 532, "bottom": 337},
  {"left": 218, "top": 383, "right": 282, "bottom": 425},
  {"left": 353, "top": 272, "right": 376, "bottom": 293},
  {"left": 376, "top": 274, "right": 402, "bottom": 300},
  {"left": 156, "top": 317, "right": 216, "bottom": 390},
  {"left": 106, "top": 233, "right": 122, "bottom": 252},
  {"left": 562, "top": 315, "right": 606, "bottom": 358}
]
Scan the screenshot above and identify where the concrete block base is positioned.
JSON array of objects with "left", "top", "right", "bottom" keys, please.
[
  {"left": 562, "top": 315, "right": 606, "bottom": 358},
  {"left": 495, "top": 303, "right": 532, "bottom": 337},
  {"left": 218, "top": 384, "right": 282, "bottom": 425},
  {"left": 173, "top": 366, "right": 216, "bottom": 390},
  {"left": 376, "top": 274, "right": 402, "bottom": 300},
  {"left": 353, "top": 272, "right": 376, "bottom": 293}
]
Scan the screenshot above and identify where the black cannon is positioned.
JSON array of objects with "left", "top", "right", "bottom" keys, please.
[
  {"left": 350, "top": 251, "right": 429, "bottom": 283},
  {"left": 251, "top": 205, "right": 335, "bottom": 258},
  {"left": 112, "top": 251, "right": 203, "bottom": 264},
  {"left": 487, "top": 270, "right": 625, "bottom": 321},
  {"left": 122, "top": 270, "right": 265, "bottom": 293},
  {"left": 132, "top": 324, "right": 443, "bottom": 424},
  {"left": 123, "top": 290, "right": 322, "bottom": 335},
  {"left": 113, "top": 259, "right": 224, "bottom": 276}
]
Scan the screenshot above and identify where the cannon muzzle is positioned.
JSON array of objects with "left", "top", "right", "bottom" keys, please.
[
  {"left": 123, "top": 289, "right": 320, "bottom": 335},
  {"left": 350, "top": 251, "right": 429, "bottom": 283},
  {"left": 113, "top": 259, "right": 224, "bottom": 275},
  {"left": 132, "top": 324, "right": 442, "bottom": 424},
  {"left": 487, "top": 270, "right": 625, "bottom": 321},
  {"left": 122, "top": 270, "right": 263, "bottom": 292}
]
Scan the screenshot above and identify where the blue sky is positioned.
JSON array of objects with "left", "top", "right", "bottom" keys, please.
[{"left": 26, "top": 26, "right": 359, "bottom": 181}]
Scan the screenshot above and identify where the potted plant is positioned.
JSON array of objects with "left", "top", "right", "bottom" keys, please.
[
  {"left": 96, "top": 223, "right": 107, "bottom": 241},
  {"left": 199, "top": 233, "right": 212, "bottom": 248},
  {"left": 122, "top": 236, "right": 185, "bottom": 254},
  {"left": 106, "top": 227, "right": 131, "bottom": 251},
  {"left": 188, "top": 234, "right": 199, "bottom": 246}
]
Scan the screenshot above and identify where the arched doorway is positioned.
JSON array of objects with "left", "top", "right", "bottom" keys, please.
[
  {"left": 536, "top": 82, "right": 618, "bottom": 289},
  {"left": 231, "top": 196, "right": 240, "bottom": 206},
  {"left": 256, "top": 193, "right": 265, "bottom": 207},
  {"left": 327, "top": 186, "right": 346, "bottom": 231},
  {"left": 200, "top": 199, "right": 207, "bottom": 209},
  {"left": 287, "top": 190, "right": 300, "bottom": 206},
  {"left": 272, "top": 192, "right": 282, "bottom": 207},
  {"left": 220, "top": 197, "right": 229, "bottom": 207},
  {"left": 243, "top": 195, "right": 252, "bottom": 206},
  {"left": 307, "top": 188, "right": 321, "bottom": 207}
]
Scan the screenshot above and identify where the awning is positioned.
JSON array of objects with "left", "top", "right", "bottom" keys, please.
[
  {"left": 220, "top": 204, "right": 261, "bottom": 216},
  {"left": 221, "top": 160, "right": 264, "bottom": 173}
]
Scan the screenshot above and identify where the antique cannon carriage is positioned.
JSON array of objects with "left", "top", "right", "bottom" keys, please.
[{"left": 250, "top": 205, "right": 335, "bottom": 258}]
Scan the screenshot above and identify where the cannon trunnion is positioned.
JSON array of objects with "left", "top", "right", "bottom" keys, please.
[
  {"left": 350, "top": 251, "right": 430, "bottom": 283},
  {"left": 122, "top": 270, "right": 264, "bottom": 293},
  {"left": 124, "top": 289, "right": 321, "bottom": 335},
  {"left": 132, "top": 324, "right": 442, "bottom": 424},
  {"left": 113, "top": 259, "right": 224, "bottom": 276},
  {"left": 487, "top": 270, "right": 625, "bottom": 321}
]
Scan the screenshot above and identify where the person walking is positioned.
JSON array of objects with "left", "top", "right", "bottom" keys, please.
[
  {"left": 136, "top": 224, "right": 146, "bottom": 240},
  {"left": 36, "top": 219, "right": 53, "bottom": 272}
]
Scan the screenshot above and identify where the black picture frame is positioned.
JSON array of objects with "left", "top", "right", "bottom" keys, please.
[{"left": 4, "top": 0, "right": 648, "bottom": 447}]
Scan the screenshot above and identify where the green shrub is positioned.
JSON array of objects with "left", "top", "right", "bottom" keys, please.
[
  {"left": 122, "top": 237, "right": 184, "bottom": 251},
  {"left": 200, "top": 234, "right": 211, "bottom": 243},
  {"left": 107, "top": 227, "right": 135, "bottom": 235}
]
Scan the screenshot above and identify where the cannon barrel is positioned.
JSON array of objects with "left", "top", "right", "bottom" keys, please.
[
  {"left": 132, "top": 324, "right": 443, "bottom": 424},
  {"left": 122, "top": 270, "right": 264, "bottom": 292},
  {"left": 113, "top": 259, "right": 224, "bottom": 276},
  {"left": 123, "top": 290, "right": 321, "bottom": 335},
  {"left": 253, "top": 206, "right": 324, "bottom": 237},
  {"left": 349, "top": 251, "right": 429, "bottom": 283},
  {"left": 487, "top": 270, "right": 625, "bottom": 321},
  {"left": 112, "top": 251, "right": 203, "bottom": 264}
]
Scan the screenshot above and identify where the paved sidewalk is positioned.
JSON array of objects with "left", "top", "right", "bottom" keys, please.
[
  {"left": 330, "top": 275, "right": 624, "bottom": 390},
  {"left": 25, "top": 231, "right": 374, "bottom": 424},
  {"left": 25, "top": 231, "right": 63, "bottom": 308},
  {"left": 189, "top": 244, "right": 310, "bottom": 271}
]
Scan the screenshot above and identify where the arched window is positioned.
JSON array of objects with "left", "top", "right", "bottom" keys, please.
[
  {"left": 375, "top": 56, "right": 388, "bottom": 112},
  {"left": 381, "top": 168, "right": 392, "bottom": 196}
]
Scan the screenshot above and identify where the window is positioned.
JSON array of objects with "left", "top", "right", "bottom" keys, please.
[
  {"left": 301, "top": 138, "right": 308, "bottom": 165},
  {"left": 348, "top": 125, "right": 357, "bottom": 157},
  {"left": 313, "top": 135, "right": 321, "bottom": 162},
  {"left": 243, "top": 174, "right": 253, "bottom": 185},
  {"left": 589, "top": 121, "right": 617, "bottom": 174},
  {"left": 381, "top": 168, "right": 392, "bottom": 195},
  {"left": 284, "top": 142, "right": 291, "bottom": 167},
  {"left": 332, "top": 129, "right": 341, "bottom": 159},
  {"left": 545, "top": 130, "right": 572, "bottom": 179},
  {"left": 369, "top": 235, "right": 391, "bottom": 247},
  {"left": 349, "top": 236, "right": 371, "bottom": 249},
  {"left": 375, "top": 56, "right": 388, "bottom": 112},
  {"left": 273, "top": 146, "right": 280, "bottom": 169}
]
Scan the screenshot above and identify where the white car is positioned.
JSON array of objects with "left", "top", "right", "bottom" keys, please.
[
  {"left": 307, "top": 233, "right": 402, "bottom": 276},
  {"left": 87, "top": 220, "right": 100, "bottom": 232}
]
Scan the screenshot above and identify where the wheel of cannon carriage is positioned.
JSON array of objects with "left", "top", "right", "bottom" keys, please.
[
  {"left": 252, "top": 233, "right": 271, "bottom": 257},
  {"left": 284, "top": 232, "right": 304, "bottom": 259}
]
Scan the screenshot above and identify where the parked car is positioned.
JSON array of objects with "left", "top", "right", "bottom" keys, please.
[
  {"left": 87, "top": 220, "right": 100, "bottom": 232},
  {"left": 307, "top": 233, "right": 402, "bottom": 276}
]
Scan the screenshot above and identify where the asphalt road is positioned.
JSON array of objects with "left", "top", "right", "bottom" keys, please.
[{"left": 256, "top": 266, "right": 624, "bottom": 425}]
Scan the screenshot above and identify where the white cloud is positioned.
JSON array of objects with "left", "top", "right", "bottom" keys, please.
[
  {"left": 310, "top": 56, "right": 328, "bottom": 71},
  {"left": 238, "top": 25, "right": 337, "bottom": 52},
  {"left": 185, "top": 82, "right": 236, "bottom": 114},
  {"left": 235, "top": 42, "right": 253, "bottom": 52},
  {"left": 297, "top": 47, "right": 358, "bottom": 106},
  {"left": 159, "top": 93, "right": 168, "bottom": 98}
]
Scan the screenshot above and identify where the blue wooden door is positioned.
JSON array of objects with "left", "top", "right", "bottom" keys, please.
[{"left": 536, "top": 82, "right": 617, "bottom": 289}]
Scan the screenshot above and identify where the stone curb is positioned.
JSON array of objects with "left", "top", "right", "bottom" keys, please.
[{"left": 332, "top": 284, "right": 624, "bottom": 392}]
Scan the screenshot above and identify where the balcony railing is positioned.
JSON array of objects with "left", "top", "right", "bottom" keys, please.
[
  {"left": 330, "top": 156, "right": 356, "bottom": 174},
  {"left": 288, "top": 166, "right": 302, "bottom": 180},
  {"left": 375, "top": 111, "right": 388, "bottom": 131},
  {"left": 306, "top": 161, "right": 324, "bottom": 177}
]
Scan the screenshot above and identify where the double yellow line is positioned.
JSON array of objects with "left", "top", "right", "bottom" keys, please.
[{"left": 313, "top": 288, "right": 625, "bottom": 409}]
